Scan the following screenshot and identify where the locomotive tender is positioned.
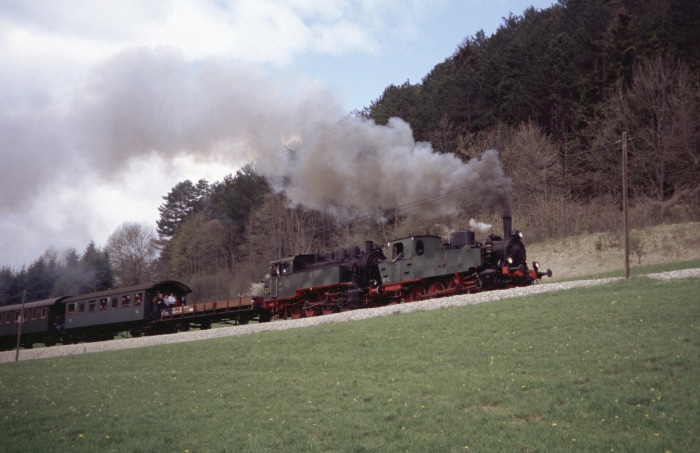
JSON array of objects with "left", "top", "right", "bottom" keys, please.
[
  {"left": 1, "top": 216, "right": 551, "bottom": 350},
  {"left": 261, "top": 216, "right": 551, "bottom": 318}
]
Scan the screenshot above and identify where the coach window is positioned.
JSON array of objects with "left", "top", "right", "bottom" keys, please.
[
  {"left": 41, "top": 307, "right": 47, "bottom": 319},
  {"left": 67, "top": 303, "right": 76, "bottom": 314},
  {"left": 134, "top": 293, "right": 142, "bottom": 306},
  {"left": 111, "top": 297, "right": 118, "bottom": 309},
  {"left": 32, "top": 309, "right": 38, "bottom": 320},
  {"left": 24, "top": 310, "right": 29, "bottom": 321},
  {"left": 99, "top": 298, "right": 107, "bottom": 311},
  {"left": 4, "top": 313, "right": 10, "bottom": 323},
  {"left": 78, "top": 303, "right": 86, "bottom": 313},
  {"left": 89, "top": 301, "right": 96, "bottom": 313},
  {"left": 14, "top": 311, "right": 20, "bottom": 323},
  {"left": 122, "top": 295, "right": 131, "bottom": 307}
]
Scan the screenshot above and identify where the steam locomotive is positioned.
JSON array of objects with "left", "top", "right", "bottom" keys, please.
[
  {"left": 260, "top": 216, "right": 551, "bottom": 318},
  {"left": 0, "top": 216, "right": 551, "bottom": 351}
]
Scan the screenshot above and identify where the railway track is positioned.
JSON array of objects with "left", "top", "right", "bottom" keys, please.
[{"left": 2, "top": 269, "right": 698, "bottom": 364}]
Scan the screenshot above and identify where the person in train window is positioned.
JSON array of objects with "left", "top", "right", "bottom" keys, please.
[{"left": 152, "top": 292, "right": 165, "bottom": 317}]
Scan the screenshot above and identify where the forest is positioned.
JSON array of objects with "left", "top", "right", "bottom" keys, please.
[{"left": 1, "top": 0, "right": 698, "bottom": 304}]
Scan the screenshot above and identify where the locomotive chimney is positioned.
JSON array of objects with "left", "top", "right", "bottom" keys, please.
[
  {"left": 503, "top": 216, "right": 512, "bottom": 239},
  {"left": 365, "top": 240, "right": 374, "bottom": 254}
]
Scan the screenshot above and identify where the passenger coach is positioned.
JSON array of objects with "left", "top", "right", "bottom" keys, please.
[
  {"left": 60, "top": 280, "right": 192, "bottom": 342},
  {"left": 0, "top": 297, "right": 67, "bottom": 349},
  {"left": 0, "top": 280, "right": 192, "bottom": 349}
]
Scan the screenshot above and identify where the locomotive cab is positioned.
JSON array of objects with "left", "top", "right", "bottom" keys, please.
[
  {"left": 387, "top": 236, "right": 444, "bottom": 262},
  {"left": 380, "top": 235, "right": 481, "bottom": 287}
]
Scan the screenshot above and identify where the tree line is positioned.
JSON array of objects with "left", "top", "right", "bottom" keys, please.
[
  {"left": 2, "top": 0, "right": 698, "bottom": 304},
  {"left": 367, "top": 0, "right": 699, "bottom": 201},
  {"left": 0, "top": 243, "right": 112, "bottom": 305}
]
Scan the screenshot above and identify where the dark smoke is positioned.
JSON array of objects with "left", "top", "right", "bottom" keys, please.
[{"left": 257, "top": 116, "right": 512, "bottom": 219}]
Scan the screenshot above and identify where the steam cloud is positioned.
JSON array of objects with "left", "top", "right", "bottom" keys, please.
[
  {"left": 260, "top": 117, "right": 512, "bottom": 219},
  {"left": 2, "top": 47, "right": 512, "bottom": 230},
  {"left": 469, "top": 219, "right": 493, "bottom": 233}
]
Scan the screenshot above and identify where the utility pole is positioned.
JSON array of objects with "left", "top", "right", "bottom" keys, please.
[
  {"left": 15, "top": 290, "right": 27, "bottom": 362},
  {"left": 622, "top": 132, "right": 630, "bottom": 279}
]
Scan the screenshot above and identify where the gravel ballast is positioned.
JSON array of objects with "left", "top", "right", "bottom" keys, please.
[{"left": 2, "top": 269, "right": 698, "bottom": 364}]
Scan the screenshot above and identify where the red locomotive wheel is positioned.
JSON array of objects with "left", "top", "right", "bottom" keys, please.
[
  {"left": 407, "top": 284, "right": 426, "bottom": 302},
  {"left": 428, "top": 281, "right": 445, "bottom": 294},
  {"left": 288, "top": 306, "right": 303, "bottom": 319}
]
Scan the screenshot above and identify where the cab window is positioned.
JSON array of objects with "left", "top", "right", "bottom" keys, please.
[
  {"left": 415, "top": 240, "right": 425, "bottom": 256},
  {"left": 391, "top": 243, "right": 404, "bottom": 261}
]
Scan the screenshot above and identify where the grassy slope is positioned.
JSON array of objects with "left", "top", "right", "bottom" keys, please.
[
  {"left": 1, "top": 276, "right": 698, "bottom": 452},
  {"left": 528, "top": 221, "right": 700, "bottom": 280}
]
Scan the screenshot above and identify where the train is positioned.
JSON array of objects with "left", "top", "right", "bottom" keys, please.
[
  {"left": 261, "top": 215, "right": 551, "bottom": 317},
  {"left": 0, "top": 215, "right": 551, "bottom": 351}
]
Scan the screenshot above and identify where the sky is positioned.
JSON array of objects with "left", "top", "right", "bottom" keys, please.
[{"left": 0, "top": 0, "right": 555, "bottom": 270}]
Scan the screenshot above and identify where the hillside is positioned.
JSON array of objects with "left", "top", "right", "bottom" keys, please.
[{"left": 529, "top": 221, "right": 700, "bottom": 280}]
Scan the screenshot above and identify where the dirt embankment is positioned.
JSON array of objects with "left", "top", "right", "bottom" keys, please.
[{"left": 527, "top": 222, "right": 700, "bottom": 280}]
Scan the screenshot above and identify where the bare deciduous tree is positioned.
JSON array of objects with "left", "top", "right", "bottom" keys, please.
[
  {"left": 105, "top": 222, "right": 158, "bottom": 286},
  {"left": 594, "top": 56, "right": 700, "bottom": 200},
  {"left": 241, "top": 193, "right": 338, "bottom": 281},
  {"left": 466, "top": 122, "right": 565, "bottom": 204},
  {"left": 169, "top": 213, "right": 227, "bottom": 277}
]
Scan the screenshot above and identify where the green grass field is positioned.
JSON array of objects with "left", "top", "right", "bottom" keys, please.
[{"left": 1, "top": 276, "right": 699, "bottom": 452}]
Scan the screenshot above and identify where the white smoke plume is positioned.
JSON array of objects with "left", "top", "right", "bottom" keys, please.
[
  {"left": 2, "top": 48, "right": 512, "bottom": 233},
  {"left": 469, "top": 219, "right": 493, "bottom": 233}
]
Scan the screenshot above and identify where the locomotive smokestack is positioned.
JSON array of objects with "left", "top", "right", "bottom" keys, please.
[{"left": 503, "top": 216, "right": 512, "bottom": 239}]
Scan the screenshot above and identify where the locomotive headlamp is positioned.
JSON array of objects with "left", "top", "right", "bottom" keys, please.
[
  {"left": 533, "top": 261, "right": 540, "bottom": 271},
  {"left": 507, "top": 257, "right": 513, "bottom": 264},
  {"left": 517, "top": 231, "right": 523, "bottom": 238}
]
